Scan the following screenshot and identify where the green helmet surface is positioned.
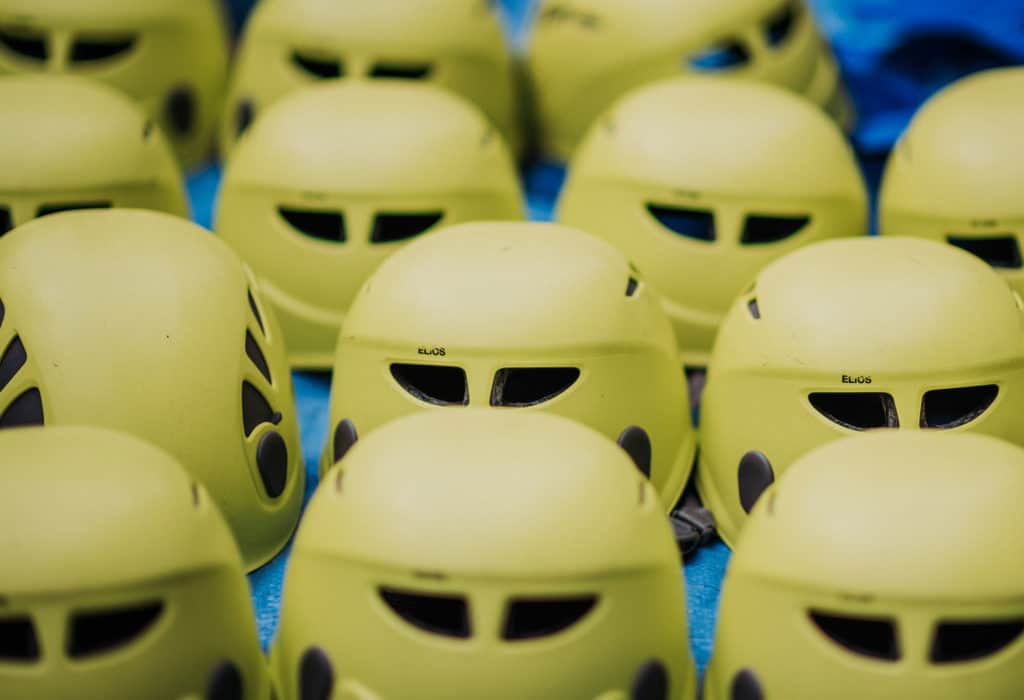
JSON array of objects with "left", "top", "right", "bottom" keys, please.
[
  {"left": 216, "top": 83, "right": 524, "bottom": 369},
  {"left": 0, "top": 425, "right": 270, "bottom": 700},
  {"left": 0, "top": 74, "right": 188, "bottom": 234},
  {"left": 0, "top": 209, "right": 304, "bottom": 571},
  {"left": 0, "top": 0, "right": 229, "bottom": 169},
  {"left": 273, "top": 409, "right": 696, "bottom": 700}
]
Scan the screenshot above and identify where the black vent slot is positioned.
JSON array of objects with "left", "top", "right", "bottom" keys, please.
[
  {"left": 688, "top": 40, "right": 750, "bottom": 70},
  {"left": 0, "top": 207, "right": 11, "bottom": 235},
  {"left": 291, "top": 51, "right": 342, "bottom": 79},
  {"left": 0, "top": 388, "right": 44, "bottom": 428},
  {"left": 0, "top": 29, "right": 47, "bottom": 61},
  {"left": 242, "top": 381, "right": 281, "bottom": 436},
  {"left": 920, "top": 385, "right": 998, "bottom": 429},
  {"left": 279, "top": 207, "right": 345, "bottom": 243},
  {"left": 809, "top": 392, "right": 899, "bottom": 430},
  {"left": 0, "top": 616, "right": 39, "bottom": 662},
  {"left": 0, "top": 336, "right": 26, "bottom": 392},
  {"left": 626, "top": 277, "right": 639, "bottom": 297},
  {"left": 371, "top": 212, "right": 443, "bottom": 244},
  {"left": 647, "top": 204, "right": 715, "bottom": 242},
  {"left": 379, "top": 588, "right": 470, "bottom": 639},
  {"left": 37, "top": 201, "right": 112, "bottom": 218},
  {"left": 70, "top": 35, "right": 137, "bottom": 63},
  {"left": 930, "top": 620, "right": 1024, "bottom": 664},
  {"left": 245, "top": 331, "right": 272, "bottom": 384},
  {"left": 390, "top": 364, "right": 468, "bottom": 406},
  {"left": 747, "top": 298, "right": 761, "bottom": 319},
  {"left": 369, "top": 62, "right": 434, "bottom": 80},
  {"left": 490, "top": 367, "right": 580, "bottom": 407},
  {"left": 810, "top": 611, "right": 899, "bottom": 661},
  {"left": 502, "top": 596, "right": 598, "bottom": 641},
  {"left": 947, "top": 235, "right": 1022, "bottom": 269},
  {"left": 247, "top": 289, "right": 265, "bottom": 336},
  {"left": 764, "top": 2, "right": 799, "bottom": 47},
  {"left": 741, "top": 215, "right": 810, "bottom": 244},
  {"left": 67, "top": 602, "right": 164, "bottom": 659}
]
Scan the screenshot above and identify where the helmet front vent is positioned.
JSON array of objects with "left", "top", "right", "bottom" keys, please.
[
  {"left": 687, "top": 40, "right": 750, "bottom": 71},
  {"left": 502, "top": 596, "right": 598, "bottom": 641},
  {"left": 919, "top": 385, "right": 998, "bottom": 429},
  {"left": 69, "top": 36, "right": 137, "bottom": 65},
  {"left": 379, "top": 587, "right": 471, "bottom": 639},
  {"left": 370, "top": 212, "right": 443, "bottom": 244},
  {"left": 36, "top": 201, "right": 111, "bottom": 219},
  {"left": 946, "top": 235, "right": 1022, "bottom": 269},
  {"left": 809, "top": 611, "right": 900, "bottom": 662},
  {"left": 740, "top": 215, "right": 810, "bottom": 245},
  {"left": 66, "top": 601, "right": 164, "bottom": 659},
  {"left": 0, "top": 207, "right": 11, "bottom": 235},
  {"left": 646, "top": 204, "right": 715, "bottom": 242},
  {"left": 930, "top": 620, "right": 1024, "bottom": 664},
  {"left": 369, "top": 62, "right": 434, "bottom": 80},
  {"left": 0, "top": 28, "right": 47, "bottom": 62},
  {"left": 290, "top": 51, "right": 343, "bottom": 80},
  {"left": 809, "top": 392, "right": 899, "bottom": 430},
  {"left": 490, "top": 367, "right": 580, "bottom": 407},
  {"left": 390, "top": 364, "right": 468, "bottom": 406},
  {"left": 764, "top": 2, "right": 800, "bottom": 48},
  {"left": 278, "top": 207, "right": 346, "bottom": 243},
  {"left": 0, "top": 616, "right": 39, "bottom": 663}
]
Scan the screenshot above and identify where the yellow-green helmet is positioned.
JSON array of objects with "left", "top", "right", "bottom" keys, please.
[
  {"left": 216, "top": 83, "right": 524, "bottom": 370},
  {"left": 0, "top": 75, "right": 187, "bottom": 234},
  {"left": 0, "top": 209, "right": 303, "bottom": 571},
  {"left": 273, "top": 409, "right": 695, "bottom": 700},
  {"left": 220, "top": 0, "right": 523, "bottom": 158},
  {"left": 0, "top": 425, "right": 270, "bottom": 700},
  {"left": 526, "top": 0, "right": 852, "bottom": 161},
  {"left": 879, "top": 67, "right": 1024, "bottom": 295},
  {"left": 558, "top": 77, "right": 867, "bottom": 367},
  {"left": 697, "top": 236, "right": 1024, "bottom": 546},
  {"left": 705, "top": 431, "right": 1024, "bottom": 699},
  {"left": 0, "top": 0, "right": 228, "bottom": 170},
  {"left": 323, "top": 221, "right": 696, "bottom": 511}
]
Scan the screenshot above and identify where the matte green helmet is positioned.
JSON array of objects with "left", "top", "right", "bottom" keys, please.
[
  {"left": 0, "top": 425, "right": 271, "bottom": 700},
  {"left": 216, "top": 83, "right": 524, "bottom": 369},
  {"left": 221, "top": 0, "right": 524, "bottom": 158},
  {"left": 0, "top": 74, "right": 187, "bottom": 235},
  {"left": 0, "top": 209, "right": 304, "bottom": 571},
  {"left": 0, "top": 0, "right": 229, "bottom": 169},
  {"left": 706, "top": 431, "right": 1024, "bottom": 699},
  {"left": 273, "top": 409, "right": 696, "bottom": 700}
]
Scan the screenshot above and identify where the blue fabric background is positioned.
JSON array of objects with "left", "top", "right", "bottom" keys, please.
[{"left": 200, "top": 0, "right": 1024, "bottom": 675}]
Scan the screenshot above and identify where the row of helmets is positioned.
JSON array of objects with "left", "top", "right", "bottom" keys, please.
[{"left": 0, "top": 0, "right": 851, "bottom": 169}]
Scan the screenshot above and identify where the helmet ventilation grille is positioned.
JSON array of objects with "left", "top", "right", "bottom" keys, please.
[
  {"left": 764, "top": 2, "right": 799, "bottom": 47},
  {"left": 279, "top": 207, "right": 346, "bottom": 243},
  {"left": 67, "top": 602, "right": 164, "bottom": 659},
  {"left": 0, "top": 388, "right": 44, "bottom": 428},
  {"left": 490, "top": 367, "right": 580, "bottom": 407},
  {"left": 809, "top": 392, "right": 899, "bottom": 430},
  {"left": 370, "top": 62, "right": 434, "bottom": 80},
  {"left": 0, "top": 336, "right": 27, "bottom": 393},
  {"left": 291, "top": 51, "right": 343, "bottom": 79},
  {"left": 688, "top": 40, "right": 750, "bottom": 71},
  {"left": 70, "top": 35, "right": 137, "bottom": 64},
  {"left": 502, "top": 596, "right": 598, "bottom": 641},
  {"left": 371, "top": 212, "right": 443, "bottom": 244},
  {"left": 920, "top": 385, "right": 998, "bottom": 429},
  {"left": 0, "top": 29, "right": 46, "bottom": 62},
  {"left": 809, "top": 611, "right": 899, "bottom": 661},
  {"left": 0, "top": 616, "right": 39, "bottom": 663},
  {"left": 245, "top": 330, "right": 272, "bottom": 384},
  {"left": 647, "top": 204, "right": 715, "bottom": 242},
  {"left": 390, "top": 364, "right": 468, "bottom": 406},
  {"left": 740, "top": 215, "right": 810, "bottom": 244},
  {"left": 379, "top": 588, "right": 470, "bottom": 639},
  {"left": 930, "top": 620, "right": 1024, "bottom": 664},
  {"left": 242, "top": 381, "right": 281, "bottom": 436},
  {"left": 0, "top": 207, "right": 11, "bottom": 236},
  {"left": 947, "top": 235, "right": 1022, "bottom": 269},
  {"left": 36, "top": 201, "right": 111, "bottom": 218}
]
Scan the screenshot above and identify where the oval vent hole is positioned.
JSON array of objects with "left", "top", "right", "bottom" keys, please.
[
  {"left": 369, "top": 62, "right": 434, "bottom": 80},
  {"left": 809, "top": 392, "right": 899, "bottom": 430},
  {"left": 0, "top": 336, "right": 27, "bottom": 392},
  {"left": 764, "top": 2, "right": 799, "bottom": 47},
  {"left": 0, "top": 616, "right": 39, "bottom": 663},
  {"left": 242, "top": 381, "right": 280, "bottom": 436},
  {"left": 947, "top": 235, "right": 1022, "bottom": 269},
  {"left": 502, "top": 596, "right": 598, "bottom": 641},
  {"left": 371, "top": 212, "right": 443, "bottom": 244},
  {"left": 0, "top": 29, "right": 47, "bottom": 61},
  {"left": 688, "top": 40, "right": 750, "bottom": 71},
  {"left": 379, "top": 588, "right": 470, "bottom": 639},
  {"left": 37, "top": 201, "right": 111, "bottom": 218},
  {"left": 810, "top": 611, "right": 899, "bottom": 661},
  {"left": 920, "top": 385, "right": 998, "bottom": 429},
  {"left": 245, "top": 331, "right": 272, "bottom": 384},
  {"left": 0, "top": 388, "right": 44, "bottom": 428},
  {"left": 490, "top": 367, "right": 580, "bottom": 407},
  {"left": 390, "top": 364, "right": 468, "bottom": 406},
  {"left": 67, "top": 601, "right": 164, "bottom": 659},
  {"left": 647, "top": 204, "right": 715, "bottom": 242},
  {"left": 279, "top": 207, "right": 346, "bottom": 243},
  {"left": 70, "top": 35, "right": 137, "bottom": 63},
  {"left": 291, "top": 51, "right": 343, "bottom": 79},
  {"left": 741, "top": 214, "right": 810, "bottom": 244},
  {"left": 930, "top": 620, "right": 1024, "bottom": 664}
]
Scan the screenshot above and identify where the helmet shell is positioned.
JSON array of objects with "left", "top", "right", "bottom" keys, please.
[
  {"left": 0, "top": 0, "right": 229, "bottom": 169},
  {"left": 221, "top": 0, "right": 524, "bottom": 158},
  {"left": 273, "top": 409, "right": 695, "bottom": 700},
  {"left": 559, "top": 77, "right": 867, "bottom": 366},
  {"left": 705, "top": 431, "right": 1024, "bottom": 699},
  {"left": 880, "top": 67, "right": 1024, "bottom": 295},
  {"left": 0, "top": 209, "right": 304, "bottom": 570},
  {"left": 0, "top": 74, "right": 187, "bottom": 232},
  {"left": 216, "top": 83, "right": 524, "bottom": 369},
  {"left": 526, "top": 0, "right": 852, "bottom": 160},
  {"left": 697, "top": 236, "right": 1024, "bottom": 545},
  {"left": 324, "top": 221, "right": 696, "bottom": 511},
  {"left": 0, "top": 425, "right": 270, "bottom": 700}
]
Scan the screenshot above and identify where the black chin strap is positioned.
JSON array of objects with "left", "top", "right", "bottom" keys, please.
[{"left": 669, "top": 487, "right": 716, "bottom": 558}]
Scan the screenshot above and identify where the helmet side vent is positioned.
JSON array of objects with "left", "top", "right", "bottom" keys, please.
[
  {"left": 809, "top": 392, "right": 899, "bottom": 430},
  {"left": 247, "top": 289, "right": 265, "bottom": 336},
  {"left": 764, "top": 2, "right": 800, "bottom": 47},
  {"left": 946, "top": 235, "right": 1022, "bottom": 269},
  {"left": 646, "top": 204, "right": 715, "bottom": 242},
  {"left": 0, "top": 616, "right": 39, "bottom": 663},
  {"left": 242, "top": 381, "right": 282, "bottom": 436},
  {"left": 0, "top": 388, "right": 44, "bottom": 428},
  {"left": 626, "top": 276, "right": 639, "bottom": 297},
  {"left": 919, "top": 385, "right": 998, "bottom": 429},
  {"left": 490, "top": 367, "right": 580, "bottom": 407},
  {"left": 0, "top": 207, "right": 11, "bottom": 236},
  {"left": 245, "top": 331, "right": 273, "bottom": 384},
  {"left": 0, "top": 336, "right": 27, "bottom": 392},
  {"left": 809, "top": 611, "right": 900, "bottom": 661},
  {"left": 390, "top": 364, "right": 469, "bottom": 406},
  {"left": 747, "top": 298, "right": 761, "bottom": 319},
  {"left": 379, "top": 588, "right": 471, "bottom": 639},
  {"left": 67, "top": 602, "right": 164, "bottom": 659},
  {"left": 930, "top": 620, "right": 1024, "bottom": 664},
  {"left": 687, "top": 40, "right": 750, "bottom": 71},
  {"left": 502, "top": 596, "right": 598, "bottom": 641}
]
